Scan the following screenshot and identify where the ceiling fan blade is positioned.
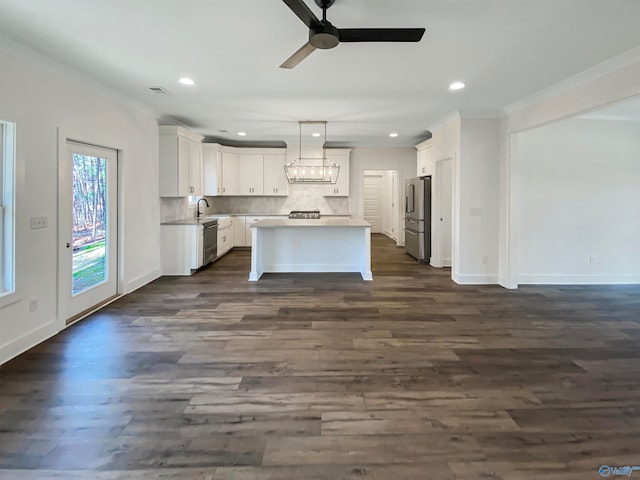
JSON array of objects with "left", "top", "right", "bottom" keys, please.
[
  {"left": 280, "top": 42, "right": 317, "bottom": 69},
  {"left": 339, "top": 28, "right": 426, "bottom": 43},
  {"left": 282, "top": 0, "right": 322, "bottom": 29}
]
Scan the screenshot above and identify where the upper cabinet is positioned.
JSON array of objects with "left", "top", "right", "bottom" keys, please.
[
  {"left": 416, "top": 138, "right": 433, "bottom": 177},
  {"left": 324, "top": 149, "right": 351, "bottom": 197},
  {"left": 263, "top": 154, "right": 288, "bottom": 196},
  {"left": 220, "top": 151, "right": 238, "bottom": 196},
  {"left": 237, "top": 154, "right": 264, "bottom": 195},
  {"left": 203, "top": 145, "right": 287, "bottom": 197},
  {"left": 159, "top": 126, "right": 204, "bottom": 197},
  {"left": 202, "top": 145, "right": 238, "bottom": 196}
]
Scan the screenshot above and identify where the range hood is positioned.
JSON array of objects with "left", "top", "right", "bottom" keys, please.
[{"left": 284, "top": 121, "right": 340, "bottom": 184}]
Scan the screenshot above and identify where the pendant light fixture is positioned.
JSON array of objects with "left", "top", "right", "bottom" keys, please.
[{"left": 284, "top": 121, "right": 340, "bottom": 184}]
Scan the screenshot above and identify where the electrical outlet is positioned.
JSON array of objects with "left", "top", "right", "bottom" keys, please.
[
  {"left": 30, "top": 216, "right": 48, "bottom": 229},
  {"left": 482, "top": 255, "right": 488, "bottom": 265},
  {"left": 29, "top": 298, "right": 38, "bottom": 312},
  {"left": 589, "top": 255, "right": 596, "bottom": 264}
]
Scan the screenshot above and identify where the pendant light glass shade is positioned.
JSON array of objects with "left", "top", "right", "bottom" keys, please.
[{"left": 284, "top": 121, "right": 340, "bottom": 184}]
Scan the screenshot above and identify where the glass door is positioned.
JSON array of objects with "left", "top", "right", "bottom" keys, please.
[{"left": 59, "top": 141, "right": 117, "bottom": 323}]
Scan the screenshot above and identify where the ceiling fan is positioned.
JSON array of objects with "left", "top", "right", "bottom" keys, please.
[{"left": 280, "top": 0, "right": 426, "bottom": 69}]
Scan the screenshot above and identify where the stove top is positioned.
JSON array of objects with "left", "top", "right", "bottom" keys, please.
[{"left": 289, "top": 210, "right": 321, "bottom": 219}]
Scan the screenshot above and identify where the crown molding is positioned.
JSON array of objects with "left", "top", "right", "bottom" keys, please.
[{"left": 503, "top": 45, "right": 640, "bottom": 115}]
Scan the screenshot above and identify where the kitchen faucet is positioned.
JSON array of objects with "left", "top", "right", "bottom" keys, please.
[{"left": 196, "top": 197, "right": 210, "bottom": 217}]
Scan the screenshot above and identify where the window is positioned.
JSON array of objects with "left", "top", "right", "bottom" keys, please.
[{"left": 0, "top": 120, "right": 15, "bottom": 297}]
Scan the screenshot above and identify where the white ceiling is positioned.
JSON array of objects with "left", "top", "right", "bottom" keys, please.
[{"left": 1, "top": 0, "right": 640, "bottom": 146}]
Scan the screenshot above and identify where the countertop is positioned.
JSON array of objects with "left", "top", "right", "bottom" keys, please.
[
  {"left": 251, "top": 218, "right": 370, "bottom": 228},
  {"left": 162, "top": 213, "right": 351, "bottom": 225},
  {"left": 161, "top": 216, "right": 225, "bottom": 226}
]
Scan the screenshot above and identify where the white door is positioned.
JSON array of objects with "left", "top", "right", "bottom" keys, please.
[
  {"left": 59, "top": 141, "right": 118, "bottom": 323},
  {"left": 363, "top": 174, "right": 383, "bottom": 233},
  {"left": 437, "top": 158, "right": 453, "bottom": 267}
]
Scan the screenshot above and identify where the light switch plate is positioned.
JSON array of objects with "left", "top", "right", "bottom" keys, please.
[{"left": 31, "top": 216, "right": 48, "bottom": 229}]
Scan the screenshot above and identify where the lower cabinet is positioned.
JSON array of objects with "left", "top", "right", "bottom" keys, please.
[
  {"left": 232, "top": 216, "right": 247, "bottom": 247},
  {"left": 232, "top": 215, "right": 282, "bottom": 247},
  {"left": 217, "top": 218, "right": 233, "bottom": 257},
  {"left": 161, "top": 225, "right": 203, "bottom": 275}
]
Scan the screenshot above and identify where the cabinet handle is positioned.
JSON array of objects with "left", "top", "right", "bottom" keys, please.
[{"left": 223, "top": 187, "right": 225, "bottom": 193}]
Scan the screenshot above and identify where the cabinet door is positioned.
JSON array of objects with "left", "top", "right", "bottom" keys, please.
[
  {"left": 177, "top": 136, "right": 191, "bottom": 197},
  {"left": 417, "top": 149, "right": 427, "bottom": 177},
  {"left": 263, "top": 155, "right": 289, "bottom": 196},
  {"left": 237, "top": 155, "right": 264, "bottom": 195},
  {"left": 188, "top": 139, "right": 203, "bottom": 195},
  {"left": 324, "top": 154, "right": 350, "bottom": 196},
  {"left": 217, "top": 226, "right": 232, "bottom": 255},
  {"left": 232, "top": 216, "right": 245, "bottom": 247},
  {"left": 221, "top": 152, "right": 238, "bottom": 195},
  {"left": 203, "top": 146, "right": 222, "bottom": 196}
]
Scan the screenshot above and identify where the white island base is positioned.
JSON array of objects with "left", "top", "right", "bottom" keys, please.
[{"left": 249, "top": 218, "right": 373, "bottom": 281}]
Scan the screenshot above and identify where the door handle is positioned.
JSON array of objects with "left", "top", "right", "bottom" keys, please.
[{"left": 66, "top": 242, "right": 71, "bottom": 248}]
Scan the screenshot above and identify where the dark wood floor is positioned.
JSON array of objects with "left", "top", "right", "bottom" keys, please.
[{"left": 1, "top": 234, "right": 640, "bottom": 479}]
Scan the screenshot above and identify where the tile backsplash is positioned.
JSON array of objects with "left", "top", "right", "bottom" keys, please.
[{"left": 161, "top": 184, "right": 348, "bottom": 222}]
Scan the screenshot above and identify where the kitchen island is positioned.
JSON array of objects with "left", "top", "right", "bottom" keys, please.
[{"left": 249, "top": 218, "right": 372, "bottom": 281}]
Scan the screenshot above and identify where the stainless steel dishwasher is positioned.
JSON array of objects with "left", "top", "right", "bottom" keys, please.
[{"left": 202, "top": 220, "right": 218, "bottom": 266}]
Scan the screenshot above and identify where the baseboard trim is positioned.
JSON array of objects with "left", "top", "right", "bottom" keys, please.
[
  {"left": 124, "top": 268, "right": 161, "bottom": 294},
  {"left": 519, "top": 273, "right": 640, "bottom": 285},
  {"left": 0, "top": 320, "right": 58, "bottom": 366},
  {"left": 452, "top": 272, "right": 499, "bottom": 285},
  {"left": 65, "top": 294, "right": 121, "bottom": 326}
]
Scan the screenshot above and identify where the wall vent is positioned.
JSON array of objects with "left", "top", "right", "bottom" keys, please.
[{"left": 149, "top": 86, "right": 169, "bottom": 94}]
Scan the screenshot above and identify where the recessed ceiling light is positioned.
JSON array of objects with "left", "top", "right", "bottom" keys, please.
[
  {"left": 238, "top": 131, "right": 247, "bottom": 136},
  {"left": 389, "top": 132, "right": 399, "bottom": 138},
  {"left": 312, "top": 132, "right": 321, "bottom": 137},
  {"left": 449, "top": 81, "right": 466, "bottom": 91},
  {"left": 179, "top": 77, "right": 195, "bottom": 86}
]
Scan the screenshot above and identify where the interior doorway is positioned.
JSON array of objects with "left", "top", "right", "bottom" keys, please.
[
  {"left": 58, "top": 141, "right": 118, "bottom": 324},
  {"left": 363, "top": 170, "right": 399, "bottom": 241}
]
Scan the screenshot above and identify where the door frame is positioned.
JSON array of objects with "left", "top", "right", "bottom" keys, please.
[
  {"left": 431, "top": 156, "right": 454, "bottom": 268},
  {"left": 361, "top": 169, "right": 400, "bottom": 242},
  {"left": 56, "top": 128, "right": 124, "bottom": 330},
  {"left": 362, "top": 171, "right": 384, "bottom": 234}
]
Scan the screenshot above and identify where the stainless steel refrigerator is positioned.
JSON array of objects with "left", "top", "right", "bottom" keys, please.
[{"left": 404, "top": 176, "right": 431, "bottom": 262}]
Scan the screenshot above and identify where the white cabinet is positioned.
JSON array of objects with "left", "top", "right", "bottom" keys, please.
[
  {"left": 232, "top": 216, "right": 247, "bottom": 247},
  {"left": 159, "top": 126, "right": 203, "bottom": 197},
  {"left": 233, "top": 215, "right": 281, "bottom": 247},
  {"left": 217, "top": 218, "right": 233, "bottom": 257},
  {"left": 202, "top": 146, "right": 288, "bottom": 197},
  {"left": 324, "top": 150, "right": 350, "bottom": 196},
  {"left": 237, "top": 154, "right": 264, "bottom": 195},
  {"left": 221, "top": 152, "right": 238, "bottom": 196},
  {"left": 203, "top": 144, "right": 223, "bottom": 196},
  {"left": 161, "top": 224, "right": 203, "bottom": 275},
  {"left": 263, "top": 154, "right": 289, "bottom": 196},
  {"left": 416, "top": 139, "right": 433, "bottom": 177}
]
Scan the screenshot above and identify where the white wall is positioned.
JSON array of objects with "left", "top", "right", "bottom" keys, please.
[
  {"left": 500, "top": 54, "right": 640, "bottom": 288},
  {"left": 350, "top": 147, "right": 416, "bottom": 245},
  {"left": 517, "top": 118, "right": 640, "bottom": 283},
  {"left": 349, "top": 147, "right": 416, "bottom": 215},
  {"left": 0, "top": 43, "right": 161, "bottom": 365},
  {"left": 456, "top": 118, "right": 501, "bottom": 284}
]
